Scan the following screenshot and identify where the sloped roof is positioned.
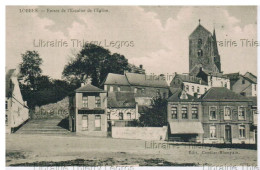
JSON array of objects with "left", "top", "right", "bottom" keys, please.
[
  {"left": 107, "top": 92, "right": 136, "bottom": 108},
  {"left": 167, "top": 88, "right": 201, "bottom": 102},
  {"left": 244, "top": 72, "right": 257, "bottom": 84},
  {"left": 75, "top": 84, "right": 105, "bottom": 93},
  {"left": 125, "top": 72, "right": 168, "bottom": 88},
  {"left": 200, "top": 69, "right": 226, "bottom": 78},
  {"left": 6, "top": 69, "right": 15, "bottom": 97},
  {"left": 246, "top": 96, "right": 257, "bottom": 106},
  {"left": 103, "top": 73, "right": 130, "bottom": 86},
  {"left": 189, "top": 24, "right": 212, "bottom": 38},
  {"left": 224, "top": 72, "right": 240, "bottom": 80},
  {"left": 201, "top": 87, "right": 251, "bottom": 101},
  {"left": 174, "top": 73, "right": 208, "bottom": 85}
]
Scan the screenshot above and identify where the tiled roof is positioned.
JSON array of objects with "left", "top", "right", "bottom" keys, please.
[
  {"left": 246, "top": 96, "right": 257, "bottom": 106},
  {"left": 6, "top": 69, "right": 15, "bottom": 97},
  {"left": 75, "top": 84, "right": 105, "bottom": 93},
  {"left": 201, "top": 87, "right": 251, "bottom": 101},
  {"left": 125, "top": 73, "right": 168, "bottom": 88},
  {"left": 243, "top": 72, "right": 257, "bottom": 84},
  {"left": 103, "top": 73, "right": 129, "bottom": 86},
  {"left": 167, "top": 88, "right": 201, "bottom": 102},
  {"left": 174, "top": 73, "right": 208, "bottom": 85},
  {"left": 224, "top": 72, "right": 240, "bottom": 80},
  {"left": 107, "top": 92, "right": 136, "bottom": 108},
  {"left": 103, "top": 72, "right": 169, "bottom": 88}
]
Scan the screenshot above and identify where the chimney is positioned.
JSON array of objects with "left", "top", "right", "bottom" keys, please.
[{"left": 139, "top": 64, "right": 143, "bottom": 69}]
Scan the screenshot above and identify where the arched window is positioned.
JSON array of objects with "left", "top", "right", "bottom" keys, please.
[
  {"left": 198, "top": 49, "right": 203, "bottom": 57},
  {"left": 119, "top": 112, "right": 123, "bottom": 120}
]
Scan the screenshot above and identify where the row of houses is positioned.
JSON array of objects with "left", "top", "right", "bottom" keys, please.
[
  {"left": 67, "top": 22, "right": 257, "bottom": 144},
  {"left": 6, "top": 22, "right": 258, "bottom": 144}
]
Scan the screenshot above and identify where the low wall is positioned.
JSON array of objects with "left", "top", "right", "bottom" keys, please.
[{"left": 112, "top": 126, "right": 168, "bottom": 141}]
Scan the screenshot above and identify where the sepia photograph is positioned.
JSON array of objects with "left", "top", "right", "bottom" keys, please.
[{"left": 5, "top": 6, "right": 258, "bottom": 168}]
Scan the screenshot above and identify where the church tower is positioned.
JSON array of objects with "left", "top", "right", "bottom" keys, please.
[{"left": 189, "top": 20, "right": 221, "bottom": 76}]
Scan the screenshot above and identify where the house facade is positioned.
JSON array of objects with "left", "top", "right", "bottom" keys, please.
[
  {"left": 167, "top": 87, "right": 255, "bottom": 144},
  {"left": 225, "top": 72, "right": 257, "bottom": 97},
  {"left": 6, "top": 69, "right": 29, "bottom": 134},
  {"left": 167, "top": 88, "right": 204, "bottom": 142},
  {"left": 103, "top": 72, "right": 169, "bottom": 104},
  {"left": 107, "top": 91, "right": 138, "bottom": 128},
  {"left": 69, "top": 82, "right": 107, "bottom": 136}
]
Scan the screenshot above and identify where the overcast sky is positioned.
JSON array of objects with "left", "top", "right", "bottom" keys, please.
[{"left": 6, "top": 6, "right": 257, "bottom": 79}]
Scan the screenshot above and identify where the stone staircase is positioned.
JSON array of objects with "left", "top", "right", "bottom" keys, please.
[{"left": 15, "top": 119, "right": 70, "bottom": 135}]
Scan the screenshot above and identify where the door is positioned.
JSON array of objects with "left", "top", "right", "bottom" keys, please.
[
  {"left": 82, "top": 115, "right": 88, "bottom": 131},
  {"left": 225, "top": 125, "right": 232, "bottom": 143}
]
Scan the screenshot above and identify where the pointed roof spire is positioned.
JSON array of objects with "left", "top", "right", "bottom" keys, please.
[{"left": 199, "top": 19, "right": 201, "bottom": 25}]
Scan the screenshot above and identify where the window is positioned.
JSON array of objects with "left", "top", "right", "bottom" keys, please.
[
  {"left": 224, "top": 82, "right": 227, "bottom": 88},
  {"left": 82, "top": 96, "right": 88, "bottom": 108},
  {"left": 240, "top": 92, "right": 246, "bottom": 96},
  {"left": 224, "top": 107, "right": 231, "bottom": 120},
  {"left": 198, "top": 39, "right": 202, "bottom": 45},
  {"left": 238, "top": 107, "right": 246, "bottom": 120},
  {"left": 141, "top": 88, "right": 145, "bottom": 94},
  {"left": 198, "top": 49, "right": 203, "bottom": 57},
  {"left": 127, "top": 112, "right": 131, "bottom": 120},
  {"left": 254, "top": 84, "right": 257, "bottom": 91},
  {"left": 118, "top": 86, "right": 121, "bottom": 91},
  {"left": 107, "top": 110, "right": 111, "bottom": 120},
  {"left": 82, "top": 115, "right": 88, "bottom": 131},
  {"left": 239, "top": 125, "right": 245, "bottom": 138},
  {"left": 5, "top": 101, "right": 8, "bottom": 110},
  {"left": 156, "top": 89, "right": 160, "bottom": 96},
  {"left": 192, "top": 86, "right": 194, "bottom": 92},
  {"left": 95, "top": 115, "right": 101, "bottom": 130},
  {"left": 95, "top": 96, "right": 101, "bottom": 108},
  {"left": 119, "top": 112, "right": 123, "bottom": 120},
  {"left": 186, "top": 85, "right": 189, "bottom": 92},
  {"left": 210, "top": 125, "right": 217, "bottom": 138},
  {"left": 242, "top": 79, "right": 245, "bottom": 84},
  {"left": 134, "top": 88, "right": 137, "bottom": 93},
  {"left": 6, "top": 114, "right": 8, "bottom": 125},
  {"left": 192, "top": 107, "right": 198, "bottom": 119},
  {"left": 171, "top": 107, "right": 178, "bottom": 119},
  {"left": 197, "top": 87, "right": 200, "bottom": 93},
  {"left": 209, "top": 107, "right": 217, "bottom": 120},
  {"left": 181, "top": 107, "right": 188, "bottom": 119}
]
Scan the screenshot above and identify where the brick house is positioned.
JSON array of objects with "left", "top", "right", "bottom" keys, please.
[
  {"left": 69, "top": 82, "right": 107, "bottom": 136},
  {"left": 167, "top": 88, "right": 204, "bottom": 142},
  {"left": 167, "top": 87, "right": 255, "bottom": 144},
  {"left": 201, "top": 87, "right": 255, "bottom": 144}
]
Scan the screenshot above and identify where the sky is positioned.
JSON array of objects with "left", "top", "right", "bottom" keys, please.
[{"left": 6, "top": 6, "right": 257, "bottom": 79}]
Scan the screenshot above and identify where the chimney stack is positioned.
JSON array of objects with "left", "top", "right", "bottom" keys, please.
[{"left": 139, "top": 64, "right": 143, "bottom": 69}]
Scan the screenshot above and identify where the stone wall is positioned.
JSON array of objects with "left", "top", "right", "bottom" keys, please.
[
  {"left": 112, "top": 126, "right": 168, "bottom": 141},
  {"left": 31, "top": 97, "right": 69, "bottom": 119}
]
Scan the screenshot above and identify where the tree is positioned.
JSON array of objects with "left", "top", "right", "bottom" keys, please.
[
  {"left": 62, "top": 43, "right": 130, "bottom": 87},
  {"left": 19, "top": 51, "right": 43, "bottom": 90},
  {"left": 139, "top": 96, "right": 168, "bottom": 127}
]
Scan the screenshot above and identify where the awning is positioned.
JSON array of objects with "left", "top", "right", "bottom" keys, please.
[{"left": 169, "top": 122, "right": 204, "bottom": 134}]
